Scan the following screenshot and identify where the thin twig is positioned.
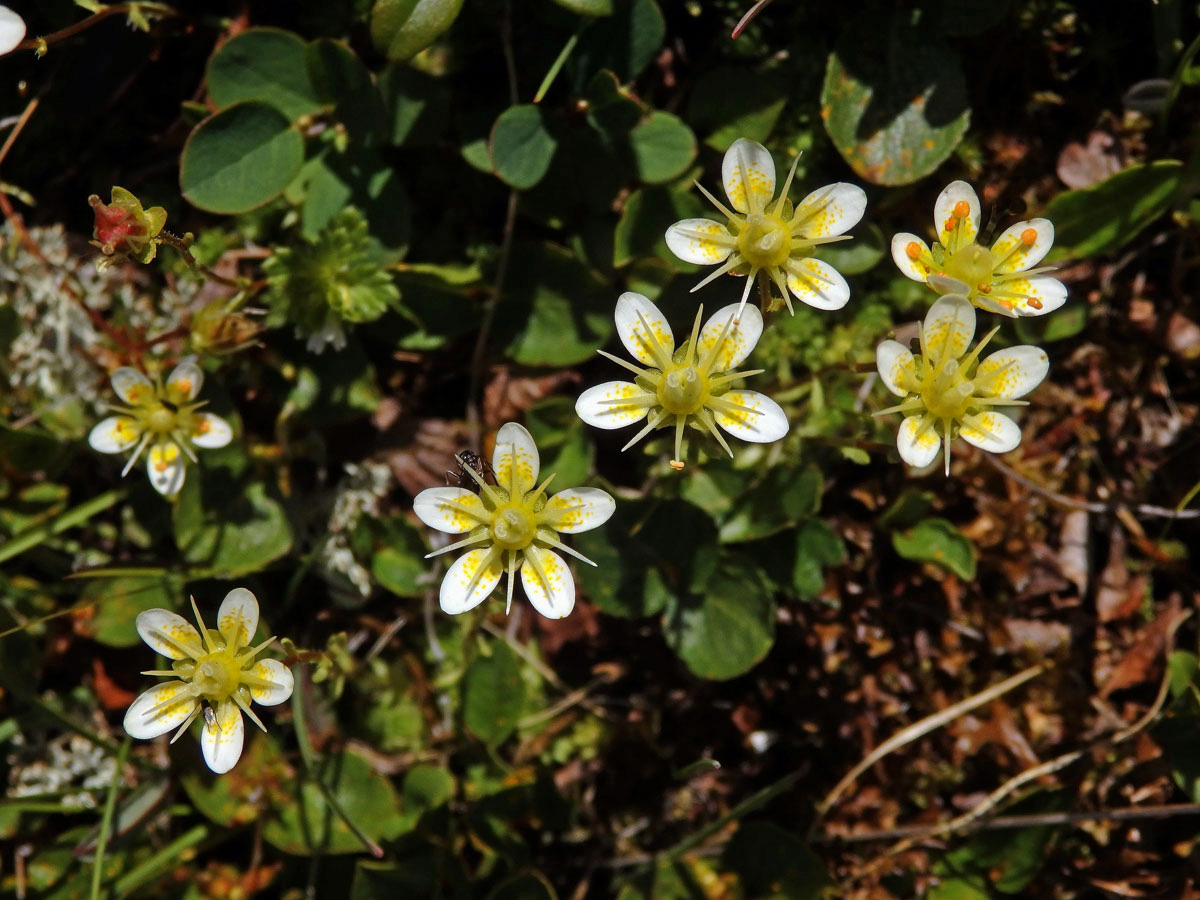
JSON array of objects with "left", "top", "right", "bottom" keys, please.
[{"left": 14, "top": 4, "right": 177, "bottom": 54}]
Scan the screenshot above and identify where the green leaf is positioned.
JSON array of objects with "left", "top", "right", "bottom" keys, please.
[
  {"left": 721, "top": 821, "right": 830, "bottom": 899},
  {"left": 718, "top": 465, "right": 823, "bottom": 543},
  {"left": 181, "top": 102, "right": 305, "bottom": 214},
  {"left": 307, "top": 39, "right": 388, "bottom": 144},
  {"left": 892, "top": 517, "right": 977, "bottom": 580},
  {"left": 815, "top": 222, "right": 886, "bottom": 275},
  {"left": 174, "top": 468, "right": 293, "bottom": 578},
  {"left": 206, "top": 28, "right": 322, "bottom": 121},
  {"left": 82, "top": 576, "right": 179, "bottom": 647},
  {"left": 1154, "top": 710, "right": 1200, "bottom": 802},
  {"left": 372, "top": 518, "right": 428, "bottom": 599},
  {"left": 613, "top": 186, "right": 705, "bottom": 268},
  {"left": 379, "top": 63, "right": 450, "bottom": 146},
  {"left": 490, "top": 104, "right": 558, "bottom": 191},
  {"left": 685, "top": 65, "right": 789, "bottom": 151},
  {"left": 665, "top": 558, "right": 775, "bottom": 681},
  {"left": 793, "top": 520, "right": 846, "bottom": 601},
  {"left": 463, "top": 642, "right": 525, "bottom": 746},
  {"left": 1167, "top": 650, "right": 1199, "bottom": 700},
  {"left": 926, "top": 880, "right": 991, "bottom": 900},
  {"left": 577, "top": 0, "right": 665, "bottom": 82},
  {"left": 524, "top": 398, "right": 594, "bottom": 490},
  {"left": 1013, "top": 302, "right": 1088, "bottom": 344},
  {"left": 628, "top": 111, "right": 696, "bottom": 184},
  {"left": 402, "top": 764, "right": 455, "bottom": 817},
  {"left": 370, "top": 0, "right": 465, "bottom": 62},
  {"left": 1044, "top": 160, "right": 1182, "bottom": 259},
  {"left": 940, "top": 792, "right": 1062, "bottom": 893},
  {"left": 821, "top": 11, "right": 970, "bottom": 186},
  {"left": 553, "top": 0, "right": 612, "bottom": 14},
  {"left": 486, "top": 871, "right": 558, "bottom": 900}
]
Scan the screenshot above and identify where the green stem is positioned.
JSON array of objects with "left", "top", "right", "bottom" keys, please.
[
  {"left": 0, "top": 486, "right": 127, "bottom": 565},
  {"left": 534, "top": 27, "right": 582, "bottom": 103},
  {"left": 660, "top": 769, "right": 803, "bottom": 861},
  {"left": 91, "top": 736, "right": 130, "bottom": 900},
  {"left": 112, "top": 824, "right": 209, "bottom": 897}
]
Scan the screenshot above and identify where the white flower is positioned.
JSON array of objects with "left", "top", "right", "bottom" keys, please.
[
  {"left": 575, "top": 292, "right": 788, "bottom": 468},
  {"left": 665, "top": 137, "right": 866, "bottom": 317},
  {"left": 88, "top": 357, "right": 233, "bottom": 495},
  {"left": 413, "top": 423, "right": 615, "bottom": 619},
  {"left": 875, "top": 293, "right": 1049, "bottom": 475},
  {"left": 124, "top": 589, "right": 294, "bottom": 775},
  {"left": 0, "top": 6, "right": 25, "bottom": 56},
  {"left": 890, "top": 180, "right": 1066, "bottom": 318}
]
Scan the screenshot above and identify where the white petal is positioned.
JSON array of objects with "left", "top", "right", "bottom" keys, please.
[
  {"left": 792, "top": 182, "right": 867, "bottom": 238},
  {"left": 785, "top": 257, "right": 851, "bottom": 311},
  {"left": 698, "top": 302, "right": 762, "bottom": 370},
  {"left": 974, "top": 345, "right": 1049, "bottom": 399},
  {"left": 217, "top": 588, "right": 259, "bottom": 649},
  {"left": 246, "top": 658, "right": 294, "bottom": 706},
  {"left": 890, "top": 232, "right": 935, "bottom": 282},
  {"left": 897, "top": 415, "right": 941, "bottom": 469},
  {"left": 722, "top": 138, "right": 776, "bottom": 214},
  {"left": 135, "top": 608, "right": 205, "bottom": 659},
  {"left": 933, "top": 180, "right": 981, "bottom": 248},
  {"left": 89, "top": 415, "right": 141, "bottom": 454},
  {"left": 189, "top": 413, "right": 232, "bottom": 449},
  {"left": 576, "top": 381, "right": 652, "bottom": 430},
  {"left": 166, "top": 357, "right": 204, "bottom": 403},
  {"left": 492, "top": 422, "right": 539, "bottom": 494},
  {"left": 201, "top": 702, "right": 245, "bottom": 775},
  {"left": 664, "top": 219, "right": 734, "bottom": 267},
  {"left": 111, "top": 367, "right": 154, "bottom": 406},
  {"left": 712, "top": 390, "right": 789, "bottom": 443},
  {"left": 0, "top": 7, "right": 27, "bottom": 56},
  {"left": 921, "top": 294, "right": 976, "bottom": 365},
  {"left": 413, "top": 487, "right": 489, "bottom": 534},
  {"left": 542, "top": 487, "right": 616, "bottom": 534},
  {"left": 615, "top": 291, "right": 675, "bottom": 365},
  {"left": 990, "top": 218, "right": 1054, "bottom": 274},
  {"left": 146, "top": 441, "right": 186, "bottom": 496},
  {"left": 520, "top": 546, "right": 575, "bottom": 619},
  {"left": 987, "top": 274, "right": 1068, "bottom": 318},
  {"left": 123, "top": 683, "right": 198, "bottom": 740},
  {"left": 960, "top": 411, "right": 1022, "bottom": 453},
  {"left": 876, "top": 340, "right": 919, "bottom": 397},
  {"left": 439, "top": 548, "right": 504, "bottom": 615}
]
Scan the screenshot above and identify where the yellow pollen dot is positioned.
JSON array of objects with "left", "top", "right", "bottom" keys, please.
[
  {"left": 1020, "top": 228, "right": 1038, "bottom": 245},
  {"left": 952, "top": 200, "right": 970, "bottom": 218},
  {"left": 905, "top": 241, "right": 921, "bottom": 260}
]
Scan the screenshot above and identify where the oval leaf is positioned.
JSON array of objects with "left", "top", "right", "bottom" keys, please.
[
  {"left": 181, "top": 102, "right": 305, "bottom": 214},
  {"left": 206, "top": 27, "right": 322, "bottom": 121},
  {"left": 462, "top": 643, "right": 525, "bottom": 746},
  {"left": 370, "top": 0, "right": 464, "bottom": 62},
  {"left": 490, "top": 104, "right": 558, "bottom": 191},
  {"left": 628, "top": 111, "right": 697, "bottom": 184}
]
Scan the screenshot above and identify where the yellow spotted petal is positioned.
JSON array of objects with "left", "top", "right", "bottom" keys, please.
[
  {"left": 216, "top": 587, "right": 259, "bottom": 649},
  {"left": 712, "top": 390, "right": 789, "bottom": 443},
  {"left": 890, "top": 232, "right": 936, "bottom": 283},
  {"left": 89, "top": 415, "right": 141, "bottom": 454},
  {"left": 520, "top": 546, "right": 575, "bottom": 619},
  {"left": 722, "top": 137, "right": 776, "bottom": 214},
  {"left": 190, "top": 413, "right": 232, "bottom": 449},
  {"left": 492, "top": 422, "right": 539, "bottom": 495},
  {"left": 985, "top": 274, "right": 1067, "bottom": 318},
  {"left": 973, "top": 346, "right": 1049, "bottom": 399},
  {"left": 664, "top": 218, "right": 735, "bottom": 267},
  {"left": 200, "top": 701, "right": 245, "bottom": 774},
  {"left": 989, "top": 218, "right": 1054, "bottom": 275},
  {"left": 934, "top": 180, "right": 980, "bottom": 250},
  {"left": 413, "top": 487, "right": 489, "bottom": 534},
  {"left": 111, "top": 367, "right": 153, "bottom": 406},
  {"left": 440, "top": 548, "right": 504, "bottom": 615},
  {"left": 876, "top": 340, "right": 919, "bottom": 397},
  {"left": 123, "top": 682, "right": 198, "bottom": 739},
  {"left": 542, "top": 487, "right": 616, "bottom": 534},
  {"left": 698, "top": 302, "right": 762, "bottom": 370},
  {"left": 785, "top": 257, "right": 850, "bottom": 311},
  {"left": 247, "top": 658, "right": 294, "bottom": 706},
  {"left": 920, "top": 294, "right": 976, "bottom": 365},
  {"left": 166, "top": 356, "right": 204, "bottom": 403},
  {"left": 896, "top": 415, "right": 941, "bottom": 469},
  {"left": 960, "top": 411, "right": 1022, "bottom": 453},
  {"left": 792, "top": 182, "right": 866, "bottom": 238},
  {"left": 615, "top": 291, "right": 675, "bottom": 365},
  {"left": 135, "top": 608, "right": 205, "bottom": 659},
  {"left": 146, "top": 441, "right": 186, "bottom": 496},
  {"left": 575, "top": 381, "right": 652, "bottom": 430}
]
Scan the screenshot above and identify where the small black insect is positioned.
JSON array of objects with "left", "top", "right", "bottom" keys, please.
[{"left": 446, "top": 449, "right": 493, "bottom": 493}]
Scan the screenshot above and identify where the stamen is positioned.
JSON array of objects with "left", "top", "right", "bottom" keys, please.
[
  {"left": 699, "top": 311, "right": 737, "bottom": 373},
  {"left": 121, "top": 432, "right": 152, "bottom": 477},
  {"left": 621, "top": 409, "right": 669, "bottom": 452},
  {"left": 190, "top": 596, "right": 218, "bottom": 653},
  {"left": 697, "top": 408, "right": 734, "bottom": 458},
  {"left": 690, "top": 255, "right": 745, "bottom": 294},
  {"left": 595, "top": 394, "right": 658, "bottom": 407},
  {"left": 633, "top": 309, "right": 674, "bottom": 369},
  {"left": 789, "top": 182, "right": 834, "bottom": 233},
  {"left": 960, "top": 325, "right": 1001, "bottom": 371},
  {"left": 709, "top": 369, "right": 765, "bottom": 386},
  {"left": 671, "top": 224, "right": 738, "bottom": 247},
  {"left": 1021, "top": 228, "right": 1038, "bottom": 245},
  {"left": 424, "top": 531, "right": 492, "bottom": 559},
  {"left": 506, "top": 550, "right": 516, "bottom": 614},
  {"left": 451, "top": 456, "right": 502, "bottom": 506},
  {"left": 539, "top": 534, "right": 597, "bottom": 567},
  {"left": 736, "top": 144, "right": 765, "bottom": 216},
  {"left": 953, "top": 200, "right": 970, "bottom": 219},
  {"left": 735, "top": 271, "right": 756, "bottom": 321},
  {"left": 686, "top": 306, "right": 705, "bottom": 366},
  {"left": 231, "top": 693, "right": 268, "bottom": 733},
  {"left": 169, "top": 705, "right": 202, "bottom": 744},
  {"left": 672, "top": 416, "right": 686, "bottom": 469},
  {"left": 772, "top": 151, "right": 803, "bottom": 219},
  {"left": 694, "top": 180, "right": 741, "bottom": 222},
  {"left": 906, "top": 241, "right": 922, "bottom": 260},
  {"left": 596, "top": 349, "right": 654, "bottom": 379},
  {"left": 527, "top": 472, "right": 558, "bottom": 506}
]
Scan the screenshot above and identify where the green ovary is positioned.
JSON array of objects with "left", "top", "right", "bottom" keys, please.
[
  {"left": 919, "top": 359, "right": 976, "bottom": 420},
  {"left": 736, "top": 213, "right": 792, "bottom": 269},
  {"left": 144, "top": 405, "right": 178, "bottom": 435},
  {"left": 191, "top": 650, "right": 242, "bottom": 702},
  {"left": 490, "top": 504, "right": 536, "bottom": 550},
  {"left": 941, "top": 243, "right": 995, "bottom": 295},
  {"left": 658, "top": 365, "right": 708, "bottom": 415}
]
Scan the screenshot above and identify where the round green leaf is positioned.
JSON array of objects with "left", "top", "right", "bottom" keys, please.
[
  {"left": 490, "top": 104, "right": 558, "bottom": 191},
  {"left": 82, "top": 576, "right": 178, "bottom": 647},
  {"left": 206, "top": 27, "right": 322, "bottom": 121},
  {"left": 370, "top": 0, "right": 464, "bottom": 62},
  {"left": 628, "top": 111, "right": 696, "bottom": 184},
  {"left": 821, "top": 12, "right": 970, "bottom": 186},
  {"left": 666, "top": 559, "right": 775, "bottom": 680},
  {"left": 462, "top": 643, "right": 525, "bottom": 746},
  {"left": 174, "top": 470, "right": 293, "bottom": 578},
  {"left": 892, "top": 516, "right": 977, "bottom": 580},
  {"left": 181, "top": 102, "right": 304, "bottom": 214}
]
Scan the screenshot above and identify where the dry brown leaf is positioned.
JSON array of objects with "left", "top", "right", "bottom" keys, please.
[
  {"left": 1005, "top": 618, "right": 1071, "bottom": 654},
  {"left": 483, "top": 365, "right": 580, "bottom": 428},
  {"left": 381, "top": 417, "right": 473, "bottom": 497},
  {"left": 1058, "top": 508, "right": 1090, "bottom": 597},
  {"left": 1097, "top": 527, "right": 1144, "bottom": 623},
  {"left": 1057, "top": 130, "right": 1123, "bottom": 189},
  {"left": 1098, "top": 596, "right": 1182, "bottom": 698}
]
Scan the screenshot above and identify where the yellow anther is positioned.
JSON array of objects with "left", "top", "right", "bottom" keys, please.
[
  {"left": 952, "top": 200, "right": 970, "bottom": 218},
  {"left": 1020, "top": 228, "right": 1038, "bottom": 245}
]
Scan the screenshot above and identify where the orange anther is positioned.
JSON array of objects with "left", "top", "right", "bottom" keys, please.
[
  {"left": 952, "top": 200, "right": 970, "bottom": 218},
  {"left": 905, "top": 241, "right": 922, "bottom": 260},
  {"left": 668, "top": 459, "right": 686, "bottom": 470},
  {"left": 977, "top": 284, "right": 991, "bottom": 294},
  {"left": 1028, "top": 297, "right": 1043, "bottom": 309},
  {"left": 1020, "top": 228, "right": 1038, "bottom": 245}
]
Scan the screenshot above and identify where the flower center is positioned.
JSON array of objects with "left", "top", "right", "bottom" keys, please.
[
  {"left": 658, "top": 364, "right": 708, "bottom": 415},
  {"left": 490, "top": 503, "right": 536, "bottom": 550},
  {"left": 919, "top": 358, "right": 976, "bottom": 420},
  {"left": 941, "top": 243, "right": 995, "bottom": 296},
  {"left": 737, "top": 213, "right": 792, "bottom": 269},
  {"left": 191, "top": 649, "right": 242, "bottom": 702},
  {"left": 144, "top": 404, "right": 178, "bottom": 435}
]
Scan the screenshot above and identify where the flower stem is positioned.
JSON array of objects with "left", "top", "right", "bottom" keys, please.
[{"left": 90, "top": 736, "right": 130, "bottom": 900}]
